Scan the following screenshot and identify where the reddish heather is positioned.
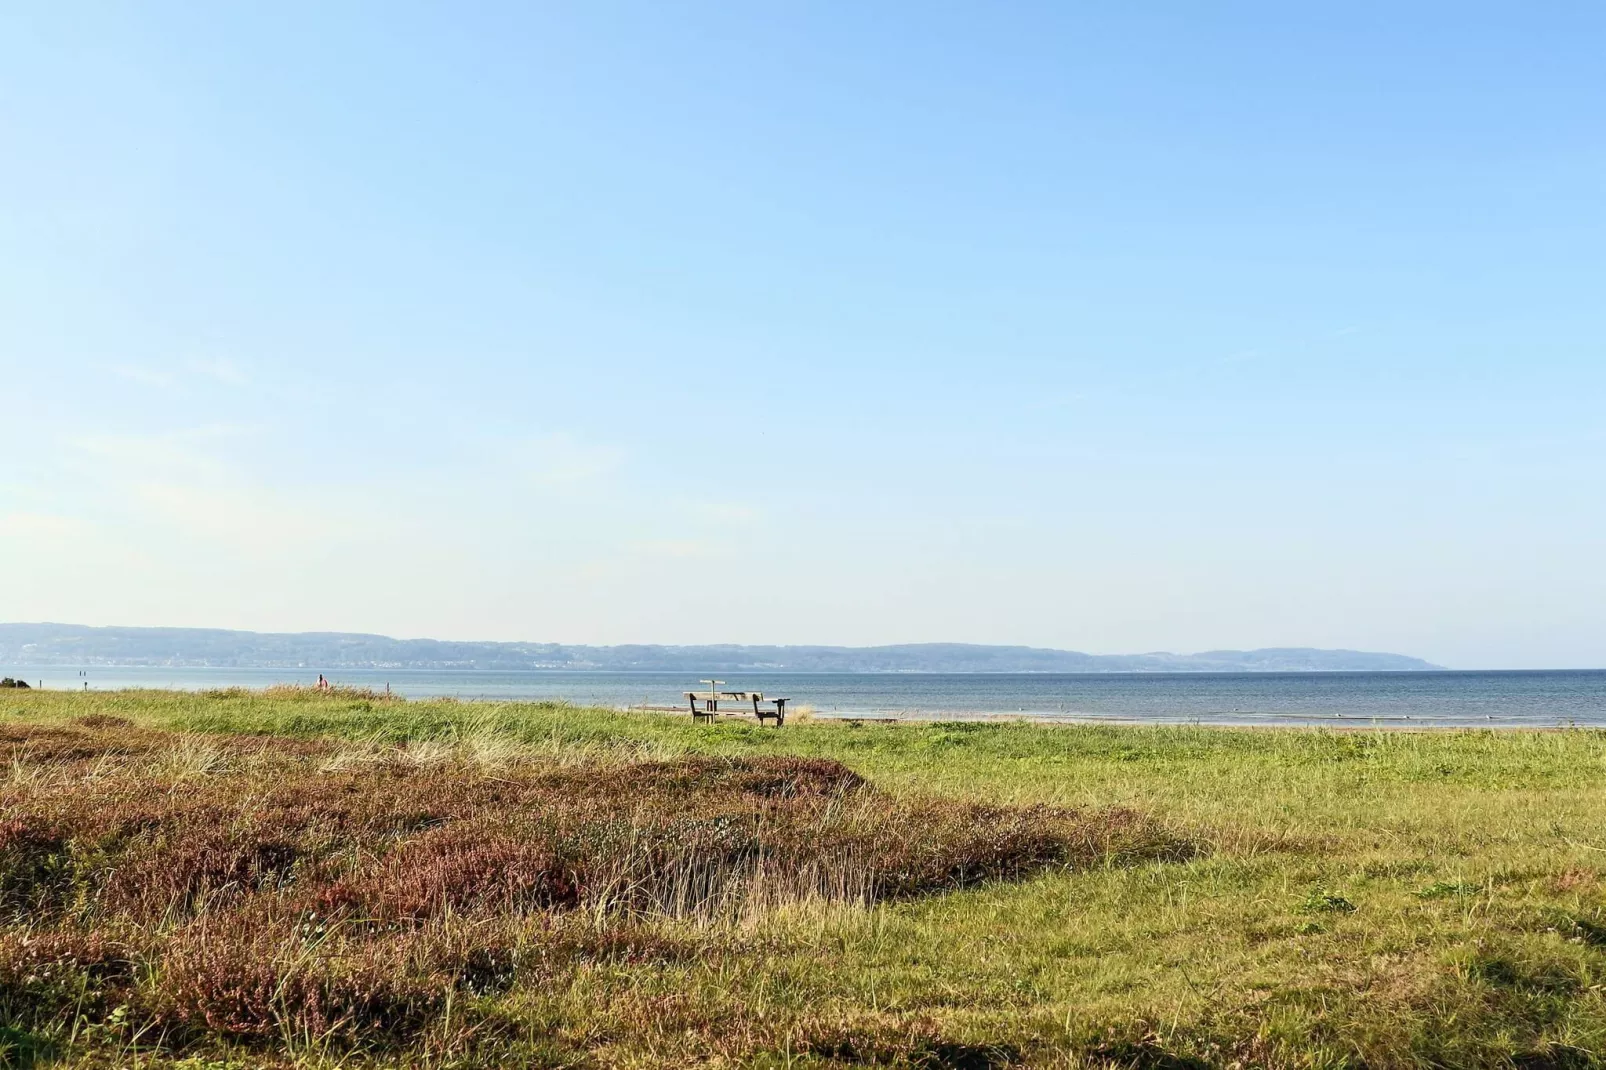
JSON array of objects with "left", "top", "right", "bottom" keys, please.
[{"left": 0, "top": 722, "right": 1194, "bottom": 1057}]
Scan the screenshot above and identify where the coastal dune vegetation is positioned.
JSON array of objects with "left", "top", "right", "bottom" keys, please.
[{"left": 1, "top": 687, "right": 1604, "bottom": 1068}]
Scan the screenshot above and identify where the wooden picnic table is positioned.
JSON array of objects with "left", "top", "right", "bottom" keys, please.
[{"left": 684, "top": 682, "right": 789, "bottom": 726}]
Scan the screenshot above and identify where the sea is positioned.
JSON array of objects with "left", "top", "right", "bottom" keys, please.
[{"left": 10, "top": 666, "right": 1606, "bottom": 728}]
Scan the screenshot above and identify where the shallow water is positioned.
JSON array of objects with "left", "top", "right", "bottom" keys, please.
[{"left": 9, "top": 666, "right": 1606, "bottom": 728}]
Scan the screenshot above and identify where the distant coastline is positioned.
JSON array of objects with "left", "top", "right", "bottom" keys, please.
[{"left": 0, "top": 622, "right": 1442, "bottom": 673}]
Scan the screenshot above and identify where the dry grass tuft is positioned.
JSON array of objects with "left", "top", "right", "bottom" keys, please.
[{"left": 260, "top": 683, "right": 399, "bottom": 702}]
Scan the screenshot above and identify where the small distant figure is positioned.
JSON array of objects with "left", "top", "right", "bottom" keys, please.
[{"left": 316, "top": 673, "right": 331, "bottom": 692}]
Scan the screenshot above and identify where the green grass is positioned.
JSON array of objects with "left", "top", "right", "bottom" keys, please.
[{"left": 4, "top": 686, "right": 1606, "bottom": 1068}]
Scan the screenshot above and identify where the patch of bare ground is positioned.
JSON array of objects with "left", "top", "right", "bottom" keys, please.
[{"left": 0, "top": 721, "right": 1194, "bottom": 1062}]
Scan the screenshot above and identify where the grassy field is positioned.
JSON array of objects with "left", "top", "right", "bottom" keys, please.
[{"left": 2, "top": 688, "right": 1605, "bottom": 1069}]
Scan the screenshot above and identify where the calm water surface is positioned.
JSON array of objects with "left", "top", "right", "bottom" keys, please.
[{"left": 10, "top": 667, "right": 1606, "bottom": 728}]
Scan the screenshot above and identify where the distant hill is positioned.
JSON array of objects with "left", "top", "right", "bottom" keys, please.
[{"left": 0, "top": 623, "right": 1443, "bottom": 673}]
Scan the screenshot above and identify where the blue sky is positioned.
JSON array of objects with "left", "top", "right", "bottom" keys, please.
[{"left": 2, "top": 3, "right": 1603, "bottom": 667}]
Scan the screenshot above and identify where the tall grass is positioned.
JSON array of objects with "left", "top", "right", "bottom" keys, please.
[{"left": 0, "top": 714, "right": 1189, "bottom": 1066}]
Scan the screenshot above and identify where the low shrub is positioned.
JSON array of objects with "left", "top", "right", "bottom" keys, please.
[
  {"left": 0, "top": 819, "right": 72, "bottom": 917},
  {"left": 0, "top": 928, "right": 137, "bottom": 1028},
  {"left": 154, "top": 908, "right": 447, "bottom": 1044}
]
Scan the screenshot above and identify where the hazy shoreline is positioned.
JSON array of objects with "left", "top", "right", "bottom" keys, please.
[
  {"left": 7, "top": 671, "right": 1604, "bottom": 729},
  {"left": 0, "top": 623, "right": 1444, "bottom": 673}
]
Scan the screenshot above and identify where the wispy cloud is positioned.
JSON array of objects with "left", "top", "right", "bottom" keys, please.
[
  {"left": 1215, "top": 323, "right": 1366, "bottom": 367},
  {"left": 690, "top": 502, "right": 760, "bottom": 525},
  {"left": 187, "top": 357, "right": 251, "bottom": 386},
  {"left": 1024, "top": 389, "right": 1089, "bottom": 412},
  {"left": 628, "top": 537, "right": 710, "bottom": 558},
  {"left": 97, "top": 358, "right": 254, "bottom": 392},
  {"left": 0, "top": 511, "right": 91, "bottom": 539},
  {"left": 509, "top": 432, "right": 626, "bottom": 485},
  {"left": 66, "top": 425, "right": 255, "bottom": 478},
  {"left": 55, "top": 425, "right": 370, "bottom": 558},
  {"left": 130, "top": 481, "right": 361, "bottom": 553},
  {"left": 104, "top": 364, "right": 179, "bottom": 389}
]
